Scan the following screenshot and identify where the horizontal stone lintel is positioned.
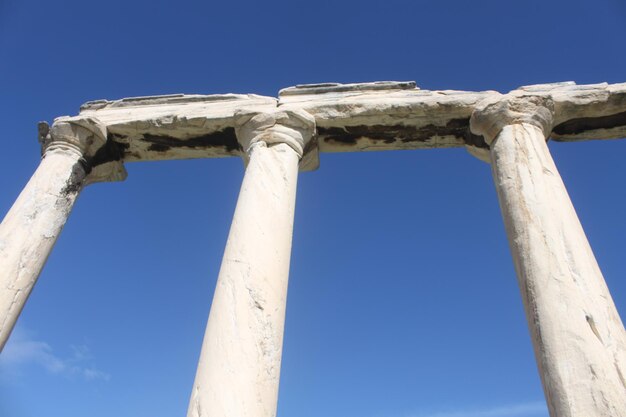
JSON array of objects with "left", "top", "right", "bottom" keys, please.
[{"left": 70, "top": 81, "right": 626, "bottom": 163}]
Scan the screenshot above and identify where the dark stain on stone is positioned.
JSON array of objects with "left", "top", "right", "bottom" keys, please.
[
  {"left": 109, "top": 133, "right": 128, "bottom": 141},
  {"left": 553, "top": 111, "right": 626, "bottom": 136},
  {"left": 61, "top": 162, "right": 87, "bottom": 196},
  {"left": 465, "top": 131, "right": 488, "bottom": 148},
  {"left": 143, "top": 128, "right": 240, "bottom": 153},
  {"left": 319, "top": 129, "right": 358, "bottom": 145},
  {"left": 117, "top": 142, "right": 131, "bottom": 152},
  {"left": 88, "top": 137, "right": 126, "bottom": 171},
  {"left": 148, "top": 143, "right": 170, "bottom": 152},
  {"left": 318, "top": 118, "right": 488, "bottom": 148}
]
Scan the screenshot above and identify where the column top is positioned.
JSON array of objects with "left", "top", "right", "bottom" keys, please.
[
  {"left": 45, "top": 80, "right": 625, "bottom": 164},
  {"left": 469, "top": 95, "right": 555, "bottom": 145},
  {"left": 235, "top": 109, "right": 317, "bottom": 171},
  {"left": 40, "top": 116, "right": 126, "bottom": 184}
]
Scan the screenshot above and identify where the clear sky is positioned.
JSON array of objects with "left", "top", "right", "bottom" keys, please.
[{"left": 0, "top": 1, "right": 625, "bottom": 416}]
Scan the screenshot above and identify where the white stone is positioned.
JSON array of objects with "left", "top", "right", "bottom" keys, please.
[
  {"left": 79, "top": 93, "right": 277, "bottom": 162},
  {"left": 471, "top": 100, "right": 626, "bottom": 417},
  {"left": 187, "top": 110, "right": 315, "bottom": 417},
  {"left": 0, "top": 118, "right": 125, "bottom": 351},
  {"left": 72, "top": 81, "right": 626, "bottom": 163}
]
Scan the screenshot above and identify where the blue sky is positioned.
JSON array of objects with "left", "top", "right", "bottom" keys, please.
[{"left": 0, "top": 1, "right": 625, "bottom": 416}]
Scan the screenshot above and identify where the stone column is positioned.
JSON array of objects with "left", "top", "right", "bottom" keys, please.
[
  {"left": 187, "top": 110, "right": 316, "bottom": 417},
  {"left": 471, "top": 96, "right": 626, "bottom": 417},
  {"left": 0, "top": 117, "right": 125, "bottom": 352}
]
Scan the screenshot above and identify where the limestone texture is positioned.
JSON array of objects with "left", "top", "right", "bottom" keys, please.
[
  {"left": 0, "top": 118, "right": 125, "bottom": 351},
  {"left": 186, "top": 110, "right": 315, "bottom": 417},
  {"left": 73, "top": 81, "right": 626, "bottom": 162},
  {"left": 472, "top": 99, "right": 626, "bottom": 417}
]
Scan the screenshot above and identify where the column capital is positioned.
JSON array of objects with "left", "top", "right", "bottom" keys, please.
[
  {"left": 44, "top": 116, "right": 107, "bottom": 156},
  {"left": 234, "top": 109, "right": 318, "bottom": 171},
  {"left": 39, "top": 116, "right": 126, "bottom": 184},
  {"left": 470, "top": 94, "right": 555, "bottom": 145}
]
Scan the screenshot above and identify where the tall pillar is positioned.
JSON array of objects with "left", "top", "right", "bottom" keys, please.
[
  {"left": 187, "top": 110, "right": 316, "bottom": 417},
  {"left": 0, "top": 117, "right": 125, "bottom": 351},
  {"left": 470, "top": 96, "right": 626, "bottom": 417}
]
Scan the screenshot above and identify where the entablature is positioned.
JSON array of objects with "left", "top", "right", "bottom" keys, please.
[{"left": 57, "top": 80, "right": 626, "bottom": 164}]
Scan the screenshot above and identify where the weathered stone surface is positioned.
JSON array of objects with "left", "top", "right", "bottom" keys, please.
[
  {"left": 279, "top": 80, "right": 417, "bottom": 95},
  {"left": 0, "top": 117, "right": 125, "bottom": 351},
  {"left": 513, "top": 82, "right": 626, "bottom": 141},
  {"left": 235, "top": 109, "right": 317, "bottom": 170},
  {"left": 47, "top": 117, "right": 127, "bottom": 184},
  {"left": 70, "top": 81, "right": 626, "bottom": 163},
  {"left": 280, "top": 86, "right": 495, "bottom": 152},
  {"left": 470, "top": 96, "right": 626, "bottom": 417},
  {"left": 187, "top": 112, "right": 309, "bottom": 417},
  {"left": 470, "top": 94, "right": 555, "bottom": 144},
  {"left": 79, "top": 93, "right": 277, "bottom": 162}
]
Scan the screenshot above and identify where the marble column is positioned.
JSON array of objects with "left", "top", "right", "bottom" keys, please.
[
  {"left": 471, "top": 96, "right": 626, "bottom": 417},
  {"left": 0, "top": 117, "right": 125, "bottom": 352},
  {"left": 187, "top": 110, "right": 316, "bottom": 417}
]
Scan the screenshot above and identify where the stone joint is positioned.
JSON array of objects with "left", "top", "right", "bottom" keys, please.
[{"left": 469, "top": 94, "right": 555, "bottom": 145}]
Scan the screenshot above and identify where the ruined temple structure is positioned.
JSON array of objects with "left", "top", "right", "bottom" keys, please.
[{"left": 1, "top": 81, "right": 625, "bottom": 417}]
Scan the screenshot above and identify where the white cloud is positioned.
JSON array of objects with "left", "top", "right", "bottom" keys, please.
[
  {"left": 408, "top": 401, "right": 548, "bottom": 417},
  {"left": 0, "top": 327, "right": 110, "bottom": 382}
]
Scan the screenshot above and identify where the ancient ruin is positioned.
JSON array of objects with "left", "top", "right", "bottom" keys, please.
[{"left": 1, "top": 81, "right": 625, "bottom": 417}]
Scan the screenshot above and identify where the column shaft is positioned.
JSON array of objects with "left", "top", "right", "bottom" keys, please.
[
  {"left": 0, "top": 147, "right": 86, "bottom": 351},
  {"left": 490, "top": 123, "right": 626, "bottom": 417},
  {"left": 188, "top": 142, "right": 300, "bottom": 417}
]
